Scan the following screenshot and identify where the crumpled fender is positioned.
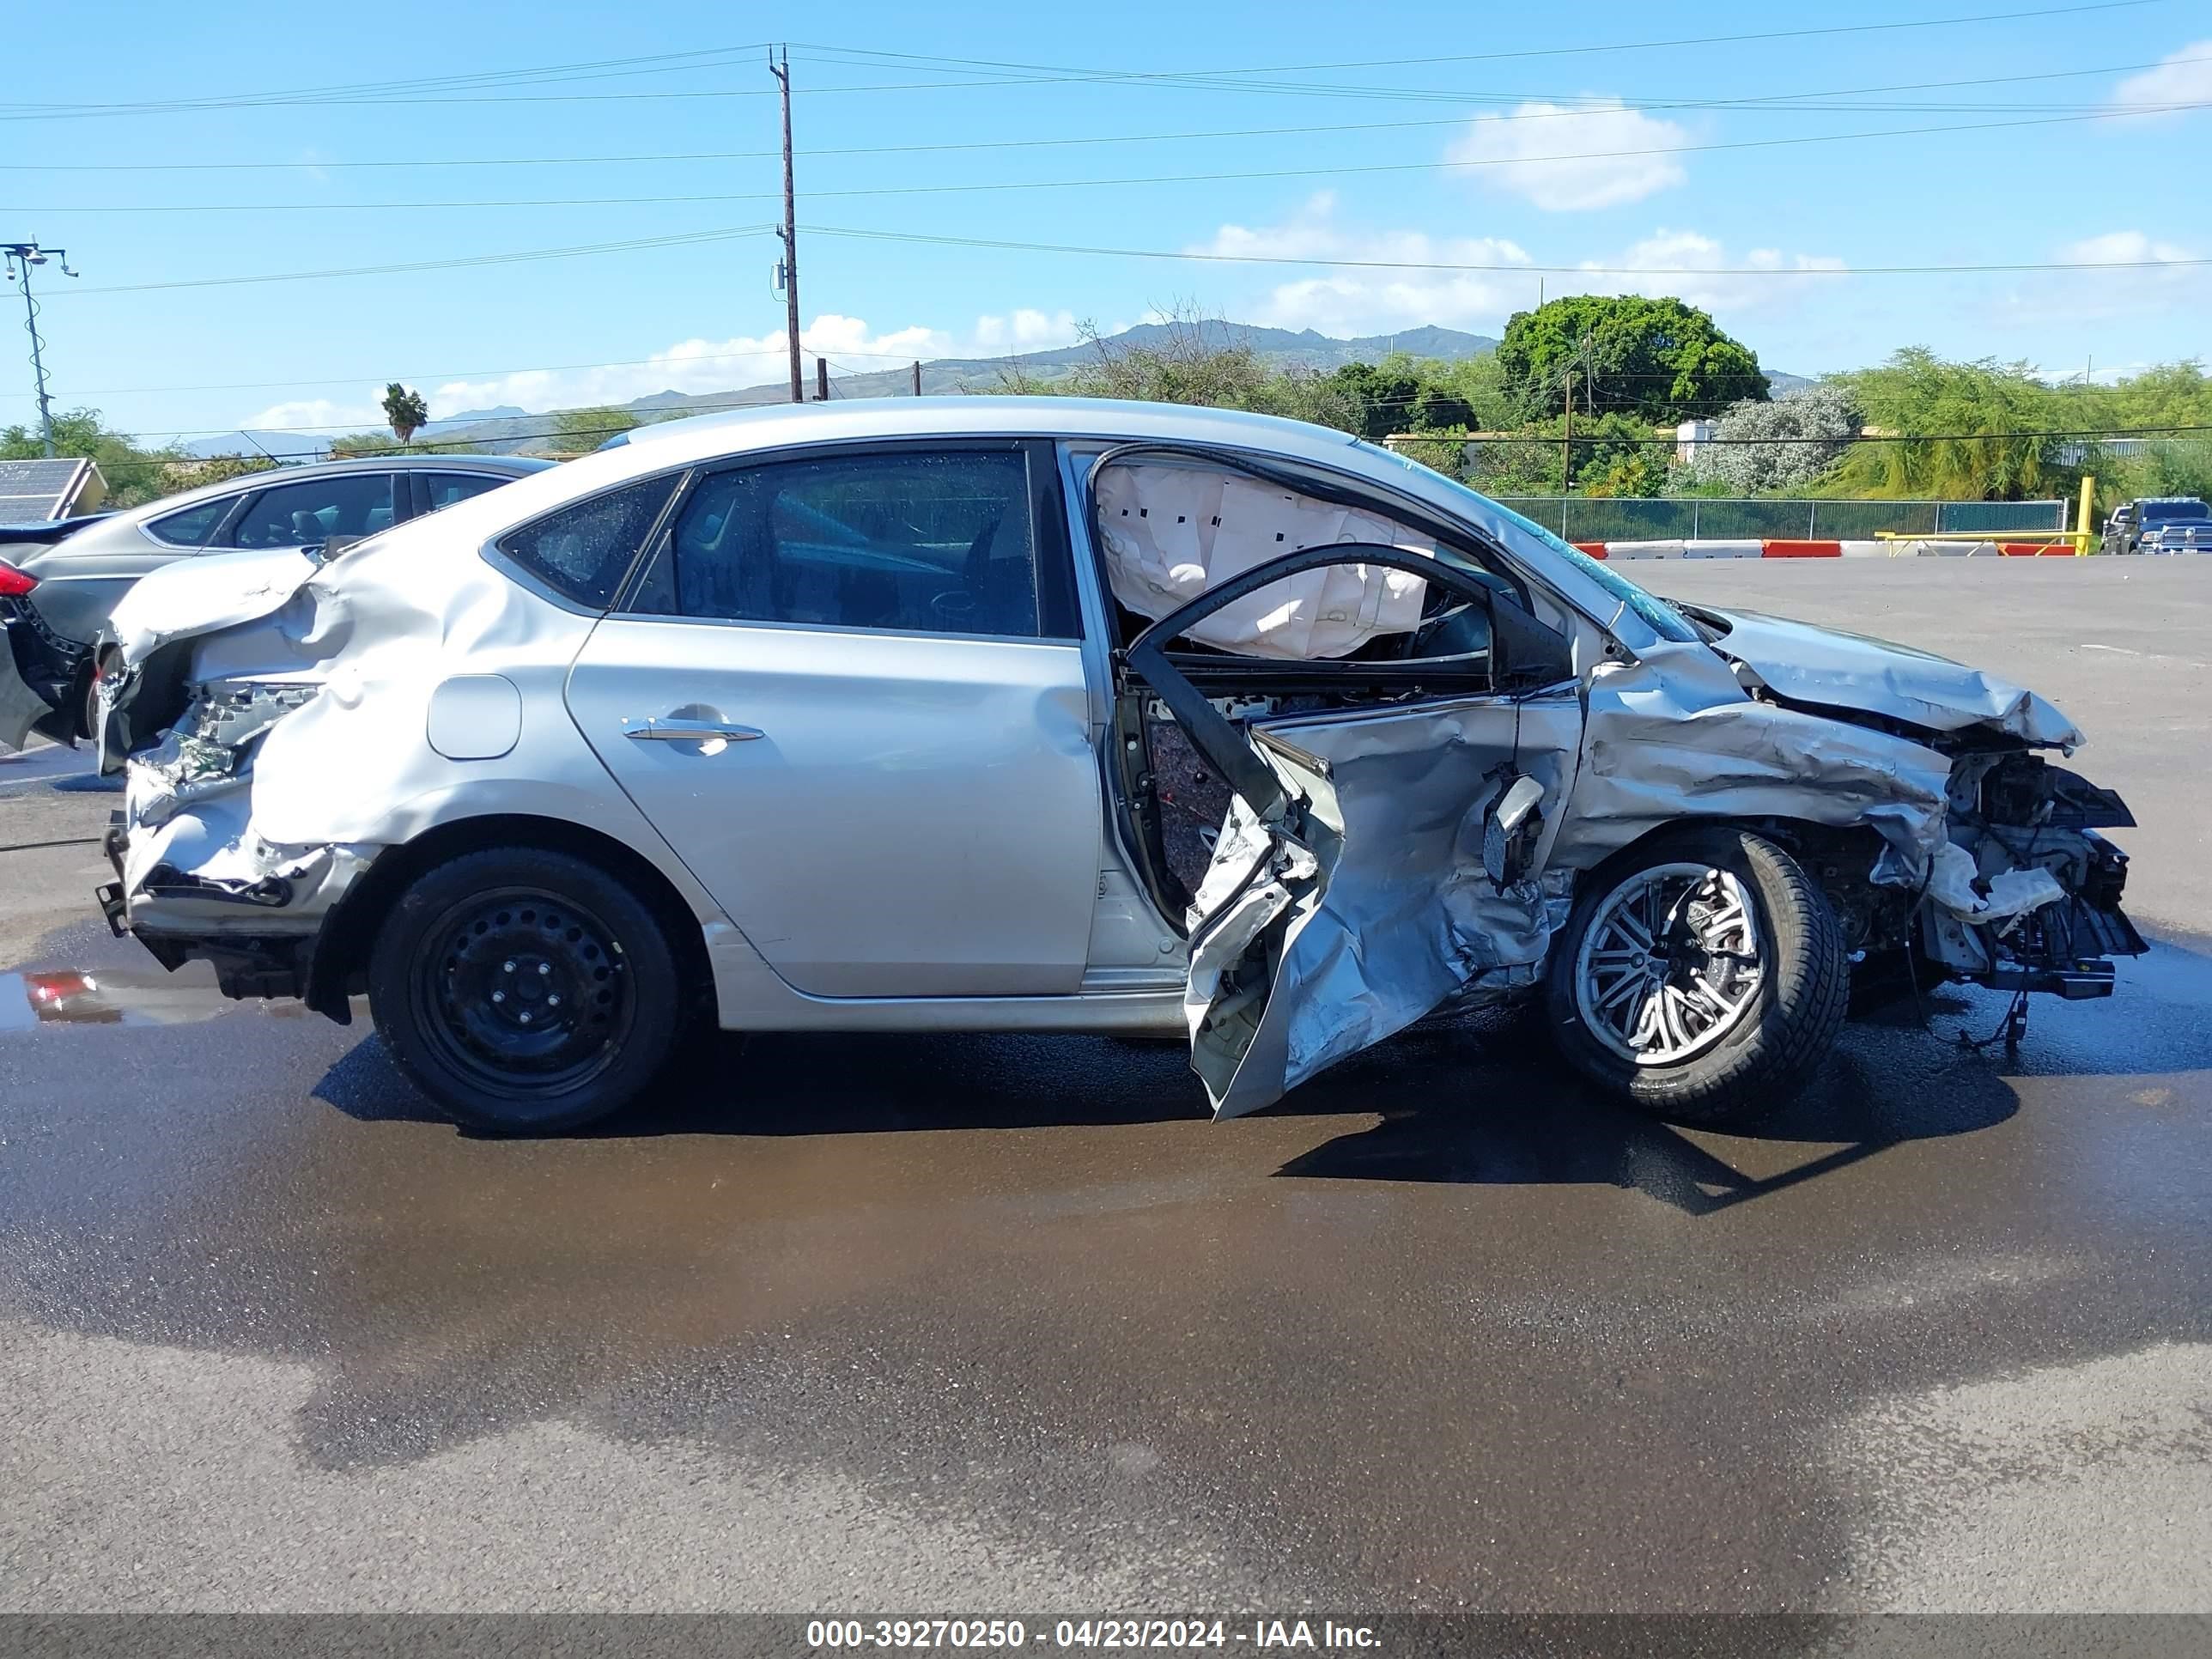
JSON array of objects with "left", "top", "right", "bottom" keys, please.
[
  {"left": 1554, "top": 640, "right": 1958, "bottom": 882},
  {"left": 106, "top": 544, "right": 323, "bottom": 665}
]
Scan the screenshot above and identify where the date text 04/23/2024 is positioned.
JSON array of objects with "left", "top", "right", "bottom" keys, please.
[{"left": 805, "top": 1620, "right": 1381, "bottom": 1650}]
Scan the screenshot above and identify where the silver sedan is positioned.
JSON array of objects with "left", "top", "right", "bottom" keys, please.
[{"left": 93, "top": 398, "right": 2143, "bottom": 1133}]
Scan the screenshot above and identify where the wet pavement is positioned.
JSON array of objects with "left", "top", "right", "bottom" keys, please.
[{"left": 1, "top": 562, "right": 2209, "bottom": 1612}]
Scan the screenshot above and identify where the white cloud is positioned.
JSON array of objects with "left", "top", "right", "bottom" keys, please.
[
  {"left": 1998, "top": 228, "right": 2205, "bottom": 324},
  {"left": 1188, "top": 193, "right": 1532, "bottom": 337},
  {"left": 1444, "top": 98, "right": 1690, "bottom": 211},
  {"left": 233, "top": 396, "right": 384, "bottom": 433},
  {"left": 239, "top": 309, "right": 1079, "bottom": 431},
  {"left": 1571, "top": 228, "right": 1848, "bottom": 317},
  {"left": 1183, "top": 198, "right": 1841, "bottom": 337},
  {"left": 2110, "top": 40, "right": 2212, "bottom": 119}
]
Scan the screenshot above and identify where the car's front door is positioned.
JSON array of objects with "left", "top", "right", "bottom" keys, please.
[
  {"left": 1121, "top": 543, "right": 1585, "bottom": 1117},
  {"left": 564, "top": 441, "right": 1103, "bottom": 999}
]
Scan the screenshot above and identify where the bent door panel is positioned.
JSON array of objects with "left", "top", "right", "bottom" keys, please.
[
  {"left": 1113, "top": 536, "right": 1585, "bottom": 1117},
  {"left": 1188, "top": 690, "right": 1583, "bottom": 1116},
  {"left": 567, "top": 619, "right": 1101, "bottom": 998}
]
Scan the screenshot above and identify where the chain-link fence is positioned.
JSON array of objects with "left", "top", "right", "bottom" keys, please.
[{"left": 1493, "top": 497, "right": 2067, "bottom": 542}]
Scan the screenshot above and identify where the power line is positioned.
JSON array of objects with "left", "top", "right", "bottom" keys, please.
[
  {"left": 790, "top": 3, "right": 2158, "bottom": 85},
  {"left": 0, "top": 42, "right": 780, "bottom": 119},
  {"left": 7, "top": 54, "right": 2200, "bottom": 172},
  {"left": 19, "top": 101, "right": 2205, "bottom": 219},
  {"left": 46, "top": 226, "right": 772, "bottom": 296},
  {"left": 27, "top": 212, "right": 2200, "bottom": 304},
  {"left": 0, "top": 3, "right": 2159, "bottom": 120},
  {"left": 807, "top": 224, "right": 2212, "bottom": 277}
]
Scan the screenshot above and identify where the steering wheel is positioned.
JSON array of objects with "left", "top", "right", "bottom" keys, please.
[
  {"left": 929, "top": 589, "right": 980, "bottom": 628},
  {"left": 1406, "top": 598, "right": 1489, "bottom": 660}
]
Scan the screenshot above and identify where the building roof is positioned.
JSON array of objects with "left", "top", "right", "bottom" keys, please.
[{"left": 0, "top": 457, "right": 104, "bottom": 522}]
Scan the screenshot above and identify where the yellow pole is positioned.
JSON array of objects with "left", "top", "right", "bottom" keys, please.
[{"left": 2077, "top": 474, "right": 2096, "bottom": 555}]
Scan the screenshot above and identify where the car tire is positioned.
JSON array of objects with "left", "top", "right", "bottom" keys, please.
[
  {"left": 367, "top": 847, "right": 686, "bottom": 1134},
  {"left": 76, "top": 656, "right": 104, "bottom": 744},
  {"left": 1543, "top": 826, "right": 1848, "bottom": 1131}
]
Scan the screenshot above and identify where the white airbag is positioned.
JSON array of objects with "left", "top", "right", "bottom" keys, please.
[{"left": 1096, "top": 461, "right": 1432, "bottom": 659}]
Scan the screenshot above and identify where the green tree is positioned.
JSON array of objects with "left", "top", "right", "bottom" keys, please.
[
  {"left": 1326, "top": 357, "right": 1427, "bottom": 440},
  {"left": 0, "top": 406, "right": 189, "bottom": 508},
  {"left": 1043, "top": 317, "right": 1358, "bottom": 430},
  {"left": 330, "top": 430, "right": 404, "bottom": 459},
  {"left": 549, "top": 406, "right": 643, "bottom": 454},
  {"left": 380, "top": 382, "right": 429, "bottom": 445},
  {"left": 1827, "top": 349, "right": 2061, "bottom": 500},
  {"left": 1495, "top": 295, "right": 1768, "bottom": 423}
]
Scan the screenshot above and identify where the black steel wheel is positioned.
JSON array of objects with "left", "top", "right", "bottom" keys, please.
[{"left": 368, "top": 847, "right": 685, "bottom": 1133}]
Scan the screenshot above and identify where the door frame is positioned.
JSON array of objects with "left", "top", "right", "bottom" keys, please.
[{"left": 600, "top": 436, "right": 1084, "bottom": 644}]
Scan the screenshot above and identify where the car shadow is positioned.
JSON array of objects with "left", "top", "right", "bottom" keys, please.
[
  {"left": 318, "top": 1028, "right": 1237, "bottom": 1135},
  {"left": 318, "top": 984, "right": 2033, "bottom": 1220},
  {"left": 1273, "top": 1036, "right": 2021, "bottom": 1217}
]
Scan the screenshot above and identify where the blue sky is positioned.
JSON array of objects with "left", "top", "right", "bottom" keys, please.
[{"left": 4, "top": 0, "right": 2208, "bottom": 445}]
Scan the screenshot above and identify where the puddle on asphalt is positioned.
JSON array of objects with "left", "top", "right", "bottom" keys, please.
[{"left": 0, "top": 965, "right": 248, "bottom": 1033}]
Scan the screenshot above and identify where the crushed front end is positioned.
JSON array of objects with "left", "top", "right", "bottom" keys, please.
[{"left": 1921, "top": 748, "right": 2146, "bottom": 1000}]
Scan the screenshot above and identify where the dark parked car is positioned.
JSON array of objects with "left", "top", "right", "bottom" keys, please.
[
  {"left": 2102, "top": 495, "right": 2212, "bottom": 555},
  {"left": 0, "top": 453, "right": 554, "bottom": 746}
]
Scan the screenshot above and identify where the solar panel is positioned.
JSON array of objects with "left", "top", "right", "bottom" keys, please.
[{"left": 0, "top": 459, "right": 94, "bottom": 522}]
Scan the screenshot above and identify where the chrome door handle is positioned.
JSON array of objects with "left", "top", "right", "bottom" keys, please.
[{"left": 622, "top": 715, "right": 765, "bottom": 743}]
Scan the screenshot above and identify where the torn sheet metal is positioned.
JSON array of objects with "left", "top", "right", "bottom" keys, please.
[
  {"left": 106, "top": 544, "right": 323, "bottom": 664},
  {"left": 1558, "top": 641, "right": 1956, "bottom": 883},
  {"left": 102, "top": 516, "right": 611, "bottom": 954},
  {"left": 1185, "top": 691, "right": 1583, "bottom": 1118},
  {"left": 1095, "top": 459, "right": 1434, "bottom": 659},
  {"left": 1704, "top": 607, "right": 2084, "bottom": 748},
  {"left": 119, "top": 786, "right": 374, "bottom": 936}
]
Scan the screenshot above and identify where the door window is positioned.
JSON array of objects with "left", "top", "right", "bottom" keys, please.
[
  {"left": 632, "top": 449, "right": 1044, "bottom": 637},
  {"left": 144, "top": 495, "right": 234, "bottom": 547},
  {"left": 422, "top": 472, "right": 506, "bottom": 512},
  {"left": 496, "top": 473, "right": 680, "bottom": 608},
  {"left": 230, "top": 474, "right": 398, "bottom": 549}
]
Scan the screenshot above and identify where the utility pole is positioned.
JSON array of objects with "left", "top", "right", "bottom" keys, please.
[
  {"left": 912, "top": 360, "right": 922, "bottom": 397},
  {"left": 1561, "top": 367, "right": 1572, "bottom": 492},
  {"left": 815, "top": 356, "right": 829, "bottom": 401},
  {"left": 769, "top": 47, "right": 803, "bottom": 405},
  {"left": 1559, "top": 334, "right": 1594, "bottom": 492},
  {"left": 3, "top": 241, "right": 80, "bottom": 458}
]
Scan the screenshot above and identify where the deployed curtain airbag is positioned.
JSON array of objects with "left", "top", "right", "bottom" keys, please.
[{"left": 1094, "top": 460, "right": 1434, "bottom": 659}]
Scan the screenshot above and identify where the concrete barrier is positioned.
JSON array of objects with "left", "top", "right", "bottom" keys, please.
[{"left": 1566, "top": 537, "right": 2096, "bottom": 560}]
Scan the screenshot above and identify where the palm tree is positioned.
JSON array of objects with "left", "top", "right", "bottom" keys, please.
[{"left": 381, "top": 383, "right": 429, "bottom": 446}]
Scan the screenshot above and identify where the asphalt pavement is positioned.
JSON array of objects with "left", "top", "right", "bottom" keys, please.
[{"left": 0, "top": 561, "right": 2208, "bottom": 1614}]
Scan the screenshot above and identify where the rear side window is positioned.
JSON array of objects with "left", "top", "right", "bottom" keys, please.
[
  {"left": 422, "top": 472, "right": 506, "bottom": 512},
  {"left": 496, "top": 474, "right": 679, "bottom": 609},
  {"left": 145, "top": 496, "right": 233, "bottom": 547}
]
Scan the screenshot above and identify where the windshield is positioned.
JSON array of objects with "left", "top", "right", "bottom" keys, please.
[
  {"left": 2145, "top": 500, "right": 2209, "bottom": 521},
  {"left": 1354, "top": 441, "right": 1703, "bottom": 644}
]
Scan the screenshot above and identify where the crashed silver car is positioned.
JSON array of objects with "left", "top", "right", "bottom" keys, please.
[{"left": 92, "top": 399, "right": 2144, "bottom": 1133}]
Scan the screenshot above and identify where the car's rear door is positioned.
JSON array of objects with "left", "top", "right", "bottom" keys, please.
[{"left": 563, "top": 441, "right": 1104, "bottom": 998}]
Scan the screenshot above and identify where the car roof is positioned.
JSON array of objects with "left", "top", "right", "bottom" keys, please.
[
  {"left": 105, "top": 452, "right": 555, "bottom": 526},
  {"left": 605, "top": 396, "right": 1365, "bottom": 468}
]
